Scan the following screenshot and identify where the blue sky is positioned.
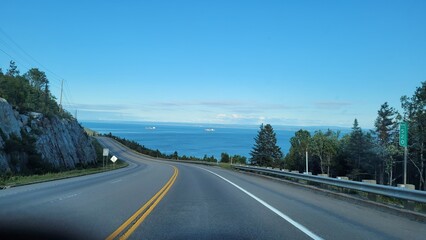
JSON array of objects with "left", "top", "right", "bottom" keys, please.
[{"left": 0, "top": 0, "right": 425, "bottom": 128}]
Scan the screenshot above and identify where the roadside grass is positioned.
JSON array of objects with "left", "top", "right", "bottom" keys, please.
[
  {"left": 218, "top": 162, "right": 232, "bottom": 169},
  {"left": 0, "top": 160, "right": 128, "bottom": 188}
]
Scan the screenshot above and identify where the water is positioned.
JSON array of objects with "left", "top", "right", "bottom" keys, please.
[{"left": 82, "top": 121, "right": 296, "bottom": 159}]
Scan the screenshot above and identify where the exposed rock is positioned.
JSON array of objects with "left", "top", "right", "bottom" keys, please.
[
  {"left": 0, "top": 98, "right": 96, "bottom": 174},
  {"left": 0, "top": 98, "right": 21, "bottom": 139},
  {"left": 35, "top": 116, "right": 96, "bottom": 169}
]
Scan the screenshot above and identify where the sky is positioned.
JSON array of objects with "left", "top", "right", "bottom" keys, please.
[{"left": 0, "top": 0, "right": 425, "bottom": 128}]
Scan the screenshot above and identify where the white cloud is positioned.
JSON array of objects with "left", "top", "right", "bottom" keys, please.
[
  {"left": 313, "top": 101, "right": 352, "bottom": 109},
  {"left": 68, "top": 98, "right": 365, "bottom": 128}
]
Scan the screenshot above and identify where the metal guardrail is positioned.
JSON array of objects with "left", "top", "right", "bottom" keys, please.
[{"left": 233, "top": 165, "right": 426, "bottom": 204}]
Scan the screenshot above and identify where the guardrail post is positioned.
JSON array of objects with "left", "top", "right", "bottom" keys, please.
[{"left": 397, "top": 184, "right": 415, "bottom": 190}]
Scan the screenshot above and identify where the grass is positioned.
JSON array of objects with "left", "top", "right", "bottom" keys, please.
[
  {"left": 218, "top": 162, "right": 232, "bottom": 169},
  {"left": 84, "top": 127, "right": 99, "bottom": 137},
  {"left": 0, "top": 160, "right": 128, "bottom": 188}
]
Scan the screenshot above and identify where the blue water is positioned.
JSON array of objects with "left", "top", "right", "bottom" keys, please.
[{"left": 82, "top": 121, "right": 297, "bottom": 159}]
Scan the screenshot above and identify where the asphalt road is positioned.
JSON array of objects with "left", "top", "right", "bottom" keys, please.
[{"left": 0, "top": 137, "right": 425, "bottom": 239}]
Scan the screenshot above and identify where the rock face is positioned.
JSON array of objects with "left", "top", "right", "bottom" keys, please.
[{"left": 0, "top": 98, "right": 96, "bottom": 174}]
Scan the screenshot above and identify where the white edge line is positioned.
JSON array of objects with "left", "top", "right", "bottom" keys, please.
[{"left": 199, "top": 167, "right": 323, "bottom": 240}]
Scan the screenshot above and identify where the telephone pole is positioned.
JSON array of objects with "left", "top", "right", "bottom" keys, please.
[{"left": 59, "top": 79, "right": 63, "bottom": 111}]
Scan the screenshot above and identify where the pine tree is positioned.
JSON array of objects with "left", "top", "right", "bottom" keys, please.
[
  {"left": 374, "top": 102, "right": 398, "bottom": 185},
  {"left": 375, "top": 102, "right": 397, "bottom": 145},
  {"left": 348, "top": 119, "right": 363, "bottom": 169},
  {"left": 401, "top": 81, "right": 426, "bottom": 190},
  {"left": 6, "top": 60, "right": 19, "bottom": 77},
  {"left": 250, "top": 124, "right": 283, "bottom": 167}
]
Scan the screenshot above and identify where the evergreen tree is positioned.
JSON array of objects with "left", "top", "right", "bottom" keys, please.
[
  {"left": 401, "top": 81, "right": 426, "bottom": 190},
  {"left": 374, "top": 102, "right": 398, "bottom": 185},
  {"left": 250, "top": 124, "right": 283, "bottom": 167},
  {"left": 348, "top": 119, "right": 363, "bottom": 169},
  {"left": 6, "top": 60, "right": 19, "bottom": 77},
  {"left": 375, "top": 102, "right": 397, "bottom": 145}
]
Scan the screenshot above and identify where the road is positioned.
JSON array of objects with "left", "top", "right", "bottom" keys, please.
[{"left": 0, "top": 137, "right": 425, "bottom": 239}]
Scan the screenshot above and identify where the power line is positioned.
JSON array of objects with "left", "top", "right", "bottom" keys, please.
[
  {"left": 0, "top": 26, "right": 63, "bottom": 85},
  {"left": 0, "top": 26, "right": 76, "bottom": 111}
]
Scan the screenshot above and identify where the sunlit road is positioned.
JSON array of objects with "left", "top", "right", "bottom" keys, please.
[{"left": 0, "top": 137, "right": 424, "bottom": 239}]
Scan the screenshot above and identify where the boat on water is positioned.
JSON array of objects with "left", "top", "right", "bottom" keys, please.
[{"left": 204, "top": 128, "right": 215, "bottom": 132}]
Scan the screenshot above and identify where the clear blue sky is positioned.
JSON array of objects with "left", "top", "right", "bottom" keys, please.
[{"left": 0, "top": 0, "right": 425, "bottom": 128}]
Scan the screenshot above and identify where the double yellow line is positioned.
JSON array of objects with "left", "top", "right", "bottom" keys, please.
[{"left": 106, "top": 166, "right": 179, "bottom": 240}]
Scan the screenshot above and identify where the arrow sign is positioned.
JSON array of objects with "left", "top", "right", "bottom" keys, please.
[
  {"left": 399, "top": 122, "right": 408, "bottom": 147},
  {"left": 110, "top": 155, "right": 118, "bottom": 163}
]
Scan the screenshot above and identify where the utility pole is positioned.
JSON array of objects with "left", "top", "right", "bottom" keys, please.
[{"left": 59, "top": 79, "right": 63, "bottom": 111}]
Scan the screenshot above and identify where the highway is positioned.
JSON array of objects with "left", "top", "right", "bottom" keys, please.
[{"left": 0, "top": 137, "right": 425, "bottom": 239}]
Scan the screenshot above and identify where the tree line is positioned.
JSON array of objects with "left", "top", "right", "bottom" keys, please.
[
  {"left": 103, "top": 132, "right": 247, "bottom": 164},
  {"left": 0, "top": 61, "right": 75, "bottom": 177},
  {"left": 0, "top": 61, "right": 71, "bottom": 118},
  {"left": 250, "top": 81, "right": 426, "bottom": 190}
]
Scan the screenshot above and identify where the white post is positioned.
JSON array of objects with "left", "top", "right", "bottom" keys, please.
[
  {"left": 305, "top": 150, "right": 309, "bottom": 174},
  {"left": 404, "top": 146, "right": 408, "bottom": 184}
]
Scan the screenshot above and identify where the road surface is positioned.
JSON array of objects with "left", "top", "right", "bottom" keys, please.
[{"left": 0, "top": 137, "right": 424, "bottom": 239}]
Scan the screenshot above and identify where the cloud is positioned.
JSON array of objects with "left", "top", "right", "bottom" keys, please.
[
  {"left": 313, "top": 101, "right": 352, "bottom": 110},
  {"left": 152, "top": 100, "right": 295, "bottom": 110},
  {"left": 215, "top": 113, "right": 267, "bottom": 125},
  {"left": 64, "top": 103, "right": 130, "bottom": 112},
  {"left": 65, "top": 99, "right": 357, "bottom": 128}
]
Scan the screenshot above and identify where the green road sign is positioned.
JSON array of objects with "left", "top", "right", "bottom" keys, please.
[{"left": 399, "top": 122, "right": 408, "bottom": 147}]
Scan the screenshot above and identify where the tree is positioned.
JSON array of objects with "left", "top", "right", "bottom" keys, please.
[
  {"left": 374, "top": 102, "right": 398, "bottom": 185},
  {"left": 401, "top": 81, "right": 426, "bottom": 190},
  {"left": 6, "top": 60, "right": 19, "bottom": 77},
  {"left": 23, "top": 68, "right": 52, "bottom": 113},
  {"left": 311, "top": 129, "right": 339, "bottom": 175},
  {"left": 221, "top": 152, "right": 230, "bottom": 163},
  {"left": 250, "top": 124, "right": 283, "bottom": 167},
  {"left": 24, "top": 68, "right": 48, "bottom": 90},
  {"left": 348, "top": 119, "right": 363, "bottom": 169},
  {"left": 230, "top": 155, "right": 247, "bottom": 164},
  {"left": 0, "top": 74, "right": 30, "bottom": 109},
  {"left": 345, "top": 119, "right": 377, "bottom": 180},
  {"left": 172, "top": 151, "right": 178, "bottom": 160},
  {"left": 285, "top": 129, "right": 311, "bottom": 172}
]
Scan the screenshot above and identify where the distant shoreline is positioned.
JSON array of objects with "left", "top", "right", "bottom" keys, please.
[{"left": 80, "top": 120, "right": 352, "bottom": 132}]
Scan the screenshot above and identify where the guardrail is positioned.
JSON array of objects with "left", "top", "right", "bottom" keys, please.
[{"left": 233, "top": 165, "right": 426, "bottom": 204}]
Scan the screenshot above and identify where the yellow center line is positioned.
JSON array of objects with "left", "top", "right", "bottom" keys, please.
[{"left": 106, "top": 166, "right": 179, "bottom": 240}]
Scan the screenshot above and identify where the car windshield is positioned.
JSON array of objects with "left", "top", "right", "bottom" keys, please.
[{"left": 0, "top": 1, "right": 425, "bottom": 239}]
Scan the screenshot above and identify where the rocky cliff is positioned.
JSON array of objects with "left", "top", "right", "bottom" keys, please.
[{"left": 0, "top": 98, "right": 96, "bottom": 175}]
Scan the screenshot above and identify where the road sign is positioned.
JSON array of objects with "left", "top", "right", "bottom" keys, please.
[
  {"left": 110, "top": 155, "right": 118, "bottom": 163},
  {"left": 399, "top": 122, "right": 408, "bottom": 147},
  {"left": 103, "top": 148, "right": 109, "bottom": 157}
]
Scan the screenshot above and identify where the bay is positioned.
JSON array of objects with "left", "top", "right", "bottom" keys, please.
[{"left": 81, "top": 121, "right": 297, "bottom": 159}]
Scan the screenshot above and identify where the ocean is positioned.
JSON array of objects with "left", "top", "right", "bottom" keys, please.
[{"left": 82, "top": 121, "right": 300, "bottom": 159}]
